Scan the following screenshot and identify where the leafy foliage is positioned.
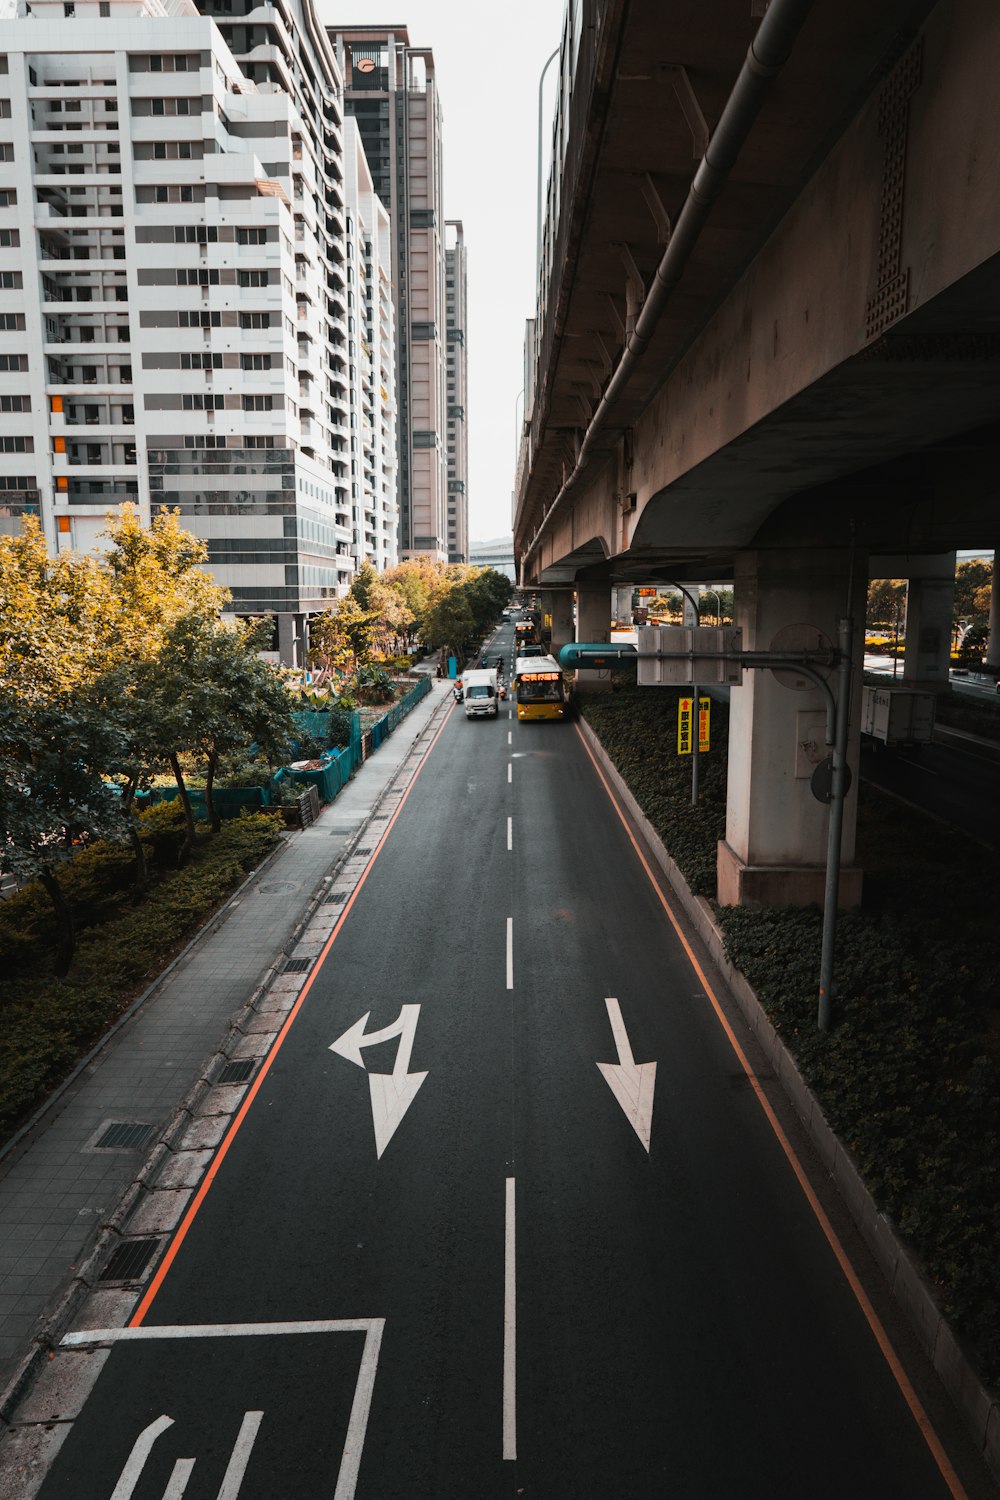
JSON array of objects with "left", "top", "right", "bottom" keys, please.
[{"left": 0, "top": 809, "right": 281, "bottom": 1140}]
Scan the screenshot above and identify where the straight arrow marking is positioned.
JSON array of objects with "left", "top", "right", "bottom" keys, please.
[{"left": 596, "top": 997, "right": 656, "bottom": 1153}]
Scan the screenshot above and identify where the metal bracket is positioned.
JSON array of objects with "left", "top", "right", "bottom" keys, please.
[
  {"left": 665, "top": 65, "right": 710, "bottom": 158},
  {"left": 605, "top": 294, "right": 625, "bottom": 339},
  {"left": 639, "top": 174, "right": 672, "bottom": 245},
  {"left": 589, "top": 329, "right": 615, "bottom": 375}
]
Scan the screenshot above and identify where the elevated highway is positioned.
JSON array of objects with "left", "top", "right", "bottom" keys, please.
[{"left": 514, "top": 0, "right": 1000, "bottom": 906}]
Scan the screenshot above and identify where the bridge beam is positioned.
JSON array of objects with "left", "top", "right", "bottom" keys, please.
[{"left": 718, "top": 548, "right": 864, "bottom": 910}]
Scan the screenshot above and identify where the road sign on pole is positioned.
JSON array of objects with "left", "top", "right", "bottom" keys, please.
[{"left": 677, "top": 696, "right": 710, "bottom": 755}]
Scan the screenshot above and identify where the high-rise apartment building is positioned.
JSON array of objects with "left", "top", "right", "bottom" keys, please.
[
  {"left": 0, "top": 0, "right": 396, "bottom": 664},
  {"left": 444, "top": 219, "right": 467, "bottom": 564},
  {"left": 343, "top": 117, "right": 396, "bottom": 574},
  {"left": 327, "top": 25, "right": 451, "bottom": 564}
]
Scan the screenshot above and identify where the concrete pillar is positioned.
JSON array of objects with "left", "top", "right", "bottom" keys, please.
[
  {"left": 718, "top": 549, "right": 864, "bottom": 910},
  {"left": 277, "top": 612, "right": 302, "bottom": 668},
  {"left": 613, "top": 584, "right": 633, "bottom": 626},
  {"left": 539, "top": 589, "right": 574, "bottom": 657},
  {"left": 985, "top": 554, "right": 1000, "bottom": 673},
  {"left": 901, "top": 551, "right": 956, "bottom": 691},
  {"left": 681, "top": 587, "right": 699, "bottom": 627},
  {"left": 575, "top": 582, "right": 613, "bottom": 690}
]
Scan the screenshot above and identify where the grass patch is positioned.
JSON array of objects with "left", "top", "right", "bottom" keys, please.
[
  {"left": 0, "top": 805, "right": 282, "bottom": 1143},
  {"left": 578, "top": 684, "right": 1000, "bottom": 1389}
]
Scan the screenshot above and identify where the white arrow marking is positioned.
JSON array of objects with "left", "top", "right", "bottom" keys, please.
[
  {"left": 330, "top": 1005, "right": 427, "bottom": 1158},
  {"left": 596, "top": 997, "right": 656, "bottom": 1153}
]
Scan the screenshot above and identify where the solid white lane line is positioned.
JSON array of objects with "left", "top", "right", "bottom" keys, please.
[
  {"left": 507, "top": 762, "right": 512, "bottom": 783},
  {"left": 507, "top": 817, "right": 512, "bottom": 851},
  {"left": 217, "top": 1411, "right": 264, "bottom": 1499},
  {"left": 503, "top": 1177, "right": 517, "bottom": 1461},
  {"left": 506, "top": 918, "right": 513, "bottom": 989}
]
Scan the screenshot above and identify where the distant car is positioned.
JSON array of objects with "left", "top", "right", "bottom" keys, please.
[{"left": 518, "top": 644, "right": 545, "bottom": 658}]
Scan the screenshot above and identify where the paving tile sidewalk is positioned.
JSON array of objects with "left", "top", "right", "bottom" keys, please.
[{"left": 0, "top": 678, "right": 453, "bottom": 1393}]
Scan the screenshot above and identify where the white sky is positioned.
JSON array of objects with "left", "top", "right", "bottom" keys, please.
[{"left": 323, "top": 0, "right": 568, "bottom": 544}]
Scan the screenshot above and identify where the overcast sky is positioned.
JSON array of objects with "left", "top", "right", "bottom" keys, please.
[{"left": 323, "top": 0, "right": 567, "bottom": 544}]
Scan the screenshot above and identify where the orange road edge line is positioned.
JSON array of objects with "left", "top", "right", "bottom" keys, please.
[
  {"left": 573, "top": 721, "right": 969, "bottom": 1500},
  {"left": 129, "top": 697, "right": 455, "bottom": 1329}
]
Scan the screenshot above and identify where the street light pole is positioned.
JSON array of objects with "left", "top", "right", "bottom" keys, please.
[{"left": 536, "top": 46, "right": 560, "bottom": 269}]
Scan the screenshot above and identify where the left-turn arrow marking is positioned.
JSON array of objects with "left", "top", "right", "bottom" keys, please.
[{"left": 330, "top": 1004, "right": 427, "bottom": 1157}]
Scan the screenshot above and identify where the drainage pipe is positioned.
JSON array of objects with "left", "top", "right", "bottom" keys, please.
[{"left": 522, "top": 0, "right": 818, "bottom": 568}]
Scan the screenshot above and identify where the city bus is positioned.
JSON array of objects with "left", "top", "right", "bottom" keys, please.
[{"left": 513, "top": 654, "right": 570, "bottom": 721}]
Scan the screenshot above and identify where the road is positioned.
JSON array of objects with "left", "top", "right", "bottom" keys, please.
[{"left": 33, "top": 621, "right": 996, "bottom": 1498}]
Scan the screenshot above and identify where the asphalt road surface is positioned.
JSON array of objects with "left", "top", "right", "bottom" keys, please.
[{"left": 34, "top": 622, "right": 997, "bottom": 1498}]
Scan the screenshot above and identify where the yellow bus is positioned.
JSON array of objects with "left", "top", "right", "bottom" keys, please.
[{"left": 513, "top": 655, "right": 570, "bottom": 721}]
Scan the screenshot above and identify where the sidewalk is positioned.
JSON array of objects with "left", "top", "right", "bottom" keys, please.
[{"left": 0, "top": 678, "right": 453, "bottom": 1398}]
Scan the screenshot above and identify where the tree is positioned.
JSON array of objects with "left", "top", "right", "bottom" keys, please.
[
  {"left": 349, "top": 561, "right": 414, "bottom": 657},
  {"left": 953, "top": 559, "right": 992, "bottom": 628},
  {"left": 0, "top": 691, "right": 128, "bottom": 976},
  {"left": 309, "top": 595, "right": 381, "bottom": 679},
  {"left": 422, "top": 588, "right": 475, "bottom": 656},
  {"left": 382, "top": 558, "right": 446, "bottom": 637},
  {"left": 0, "top": 518, "right": 118, "bottom": 704},
  {"left": 134, "top": 616, "right": 295, "bottom": 854},
  {"left": 866, "top": 579, "right": 907, "bottom": 631},
  {"left": 103, "top": 504, "right": 229, "bottom": 662}
]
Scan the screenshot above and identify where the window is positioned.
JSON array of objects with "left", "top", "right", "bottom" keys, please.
[
  {"left": 240, "top": 312, "right": 271, "bottom": 329},
  {"left": 238, "top": 270, "right": 269, "bottom": 287},
  {"left": 180, "top": 351, "right": 222, "bottom": 369},
  {"left": 0, "top": 395, "right": 29, "bottom": 412},
  {"left": 236, "top": 226, "right": 267, "bottom": 245},
  {"left": 64, "top": 2, "right": 75, "bottom": 15},
  {"left": 100, "top": 2, "right": 110, "bottom": 14},
  {"left": 182, "top": 393, "right": 224, "bottom": 410},
  {"left": 0, "top": 273, "right": 20, "bottom": 289},
  {"left": 241, "top": 353, "right": 271, "bottom": 370},
  {"left": 0, "top": 354, "right": 26, "bottom": 371},
  {"left": 0, "top": 436, "right": 32, "bottom": 452},
  {"left": 0, "top": 314, "right": 25, "bottom": 330},
  {"left": 242, "top": 394, "right": 273, "bottom": 410}
]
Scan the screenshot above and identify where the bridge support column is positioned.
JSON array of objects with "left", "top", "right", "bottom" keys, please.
[
  {"left": 614, "top": 584, "right": 633, "bottom": 626},
  {"left": 902, "top": 552, "right": 956, "bottom": 691},
  {"left": 718, "top": 549, "right": 864, "bottom": 910},
  {"left": 987, "top": 554, "right": 1000, "bottom": 674},
  {"left": 539, "top": 589, "right": 574, "bottom": 656},
  {"left": 576, "top": 583, "right": 612, "bottom": 689}
]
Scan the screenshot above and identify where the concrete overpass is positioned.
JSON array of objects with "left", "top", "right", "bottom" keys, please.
[{"left": 514, "top": 0, "right": 1000, "bottom": 908}]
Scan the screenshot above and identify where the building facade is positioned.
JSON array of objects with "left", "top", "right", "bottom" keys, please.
[
  {"left": 343, "top": 117, "right": 396, "bottom": 574},
  {"left": 327, "top": 25, "right": 450, "bottom": 564},
  {"left": 0, "top": 0, "right": 395, "bottom": 664},
  {"left": 444, "top": 218, "right": 467, "bottom": 563}
]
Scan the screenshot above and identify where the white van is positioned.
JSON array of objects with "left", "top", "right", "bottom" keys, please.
[{"left": 462, "top": 667, "right": 500, "bottom": 719}]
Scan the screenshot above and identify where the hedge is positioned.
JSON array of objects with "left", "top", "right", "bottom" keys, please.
[{"left": 0, "top": 807, "right": 281, "bottom": 1140}]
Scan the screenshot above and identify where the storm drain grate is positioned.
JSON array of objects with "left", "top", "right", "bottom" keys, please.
[
  {"left": 283, "top": 956, "right": 312, "bottom": 974},
  {"left": 372, "top": 814, "right": 390, "bottom": 821},
  {"left": 95, "top": 1122, "right": 156, "bottom": 1151},
  {"left": 219, "top": 1058, "right": 257, "bottom": 1084},
  {"left": 99, "top": 1237, "right": 160, "bottom": 1283},
  {"left": 354, "top": 847, "right": 372, "bottom": 857},
  {"left": 326, "top": 891, "right": 347, "bottom": 905}
]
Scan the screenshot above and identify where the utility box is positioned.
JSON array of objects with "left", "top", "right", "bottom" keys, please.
[
  {"left": 637, "top": 626, "right": 743, "bottom": 686},
  {"left": 860, "top": 686, "right": 936, "bottom": 748}
]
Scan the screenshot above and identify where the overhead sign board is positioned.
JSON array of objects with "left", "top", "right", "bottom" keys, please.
[{"left": 636, "top": 626, "right": 743, "bottom": 686}]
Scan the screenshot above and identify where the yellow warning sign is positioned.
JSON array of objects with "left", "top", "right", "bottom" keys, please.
[{"left": 678, "top": 696, "right": 710, "bottom": 755}]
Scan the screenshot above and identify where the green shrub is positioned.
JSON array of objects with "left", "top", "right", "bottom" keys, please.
[
  {"left": 0, "top": 812, "right": 281, "bottom": 1140},
  {"left": 137, "top": 798, "right": 188, "bottom": 866}
]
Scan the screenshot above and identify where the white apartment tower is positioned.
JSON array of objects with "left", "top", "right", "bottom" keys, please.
[
  {"left": 445, "top": 218, "right": 467, "bottom": 564},
  {"left": 327, "top": 25, "right": 451, "bottom": 564},
  {"left": 0, "top": 0, "right": 395, "bottom": 664},
  {"left": 343, "top": 117, "right": 395, "bottom": 573}
]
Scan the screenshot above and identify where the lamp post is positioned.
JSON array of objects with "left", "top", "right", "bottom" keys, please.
[
  {"left": 703, "top": 588, "right": 722, "bottom": 626},
  {"left": 536, "top": 45, "right": 560, "bottom": 269}
]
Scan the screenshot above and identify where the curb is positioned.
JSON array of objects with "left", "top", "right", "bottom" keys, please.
[{"left": 577, "top": 714, "right": 1000, "bottom": 1485}]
